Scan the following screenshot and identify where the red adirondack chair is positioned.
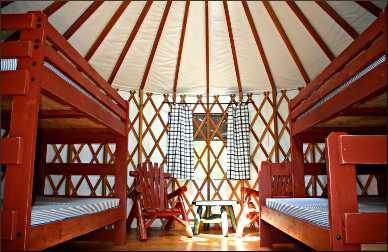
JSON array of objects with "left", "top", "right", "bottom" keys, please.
[
  {"left": 126, "top": 162, "right": 193, "bottom": 241},
  {"left": 236, "top": 187, "right": 260, "bottom": 237}
]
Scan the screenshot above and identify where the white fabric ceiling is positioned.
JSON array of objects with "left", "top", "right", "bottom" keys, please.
[{"left": 2, "top": 1, "right": 386, "bottom": 95}]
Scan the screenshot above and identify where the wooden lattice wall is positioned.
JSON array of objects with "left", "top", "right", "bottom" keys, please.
[{"left": 42, "top": 89, "right": 379, "bottom": 225}]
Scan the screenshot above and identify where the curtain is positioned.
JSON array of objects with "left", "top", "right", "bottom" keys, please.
[
  {"left": 167, "top": 104, "right": 194, "bottom": 180},
  {"left": 226, "top": 104, "right": 251, "bottom": 180}
]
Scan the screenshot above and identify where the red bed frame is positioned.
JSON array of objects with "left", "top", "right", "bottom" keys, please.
[
  {"left": 1, "top": 12, "right": 129, "bottom": 250},
  {"left": 259, "top": 9, "right": 387, "bottom": 251}
]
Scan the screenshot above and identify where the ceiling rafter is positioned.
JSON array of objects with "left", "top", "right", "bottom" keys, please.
[
  {"left": 263, "top": 1, "right": 310, "bottom": 84},
  {"left": 108, "top": 1, "right": 153, "bottom": 84},
  {"left": 287, "top": 1, "right": 335, "bottom": 61},
  {"left": 205, "top": 0, "right": 210, "bottom": 100},
  {"left": 139, "top": 0, "right": 173, "bottom": 90},
  {"left": 43, "top": 1, "right": 68, "bottom": 17},
  {"left": 241, "top": 0, "right": 276, "bottom": 92},
  {"left": 223, "top": 0, "right": 243, "bottom": 96},
  {"left": 63, "top": 1, "right": 103, "bottom": 39},
  {"left": 355, "top": 1, "right": 381, "bottom": 17},
  {"left": 85, "top": 1, "right": 131, "bottom": 61},
  {"left": 315, "top": 1, "right": 358, "bottom": 39},
  {"left": 172, "top": 0, "right": 190, "bottom": 98}
]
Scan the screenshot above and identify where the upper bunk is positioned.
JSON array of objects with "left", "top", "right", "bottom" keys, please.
[
  {"left": 289, "top": 10, "right": 387, "bottom": 138},
  {"left": 1, "top": 12, "right": 128, "bottom": 137}
]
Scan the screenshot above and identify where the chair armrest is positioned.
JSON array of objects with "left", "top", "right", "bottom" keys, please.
[
  {"left": 129, "top": 170, "right": 170, "bottom": 179},
  {"left": 241, "top": 187, "right": 259, "bottom": 197},
  {"left": 168, "top": 186, "right": 187, "bottom": 200}
]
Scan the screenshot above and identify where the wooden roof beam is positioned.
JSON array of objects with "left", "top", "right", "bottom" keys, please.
[
  {"left": 63, "top": 1, "right": 103, "bottom": 39},
  {"left": 173, "top": 0, "right": 190, "bottom": 101},
  {"left": 263, "top": 2, "right": 310, "bottom": 84},
  {"left": 315, "top": 1, "right": 358, "bottom": 39},
  {"left": 43, "top": 1, "right": 68, "bottom": 17},
  {"left": 108, "top": 1, "right": 153, "bottom": 84},
  {"left": 1, "top": 1, "right": 13, "bottom": 8},
  {"left": 241, "top": 0, "right": 276, "bottom": 92},
  {"left": 355, "top": 1, "right": 382, "bottom": 17},
  {"left": 85, "top": 1, "right": 131, "bottom": 61},
  {"left": 287, "top": 1, "right": 335, "bottom": 61},
  {"left": 223, "top": 0, "right": 243, "bottom": 98},
  {"left": 139, "top": 0, "right": 173, "bottom": 90}
]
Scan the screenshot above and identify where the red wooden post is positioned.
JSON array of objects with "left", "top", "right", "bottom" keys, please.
[
  {"left": 325, "top": 132, "right": 359, "bottom": 251},
  {"left": 112, "top": 100, "right": 129, "bottom": 245},
  {"left": 290, "top": 135, "right": 305, "bottom": 196},
  {"left": 2, "top": 12, "right": 46, "bottom": 250}
]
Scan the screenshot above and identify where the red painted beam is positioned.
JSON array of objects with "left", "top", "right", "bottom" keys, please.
[
  {"left": 1, "top": 13, "right": 36, "bottom": 30},
  {"left": 43, "top": 1, "right": 67, "bottom": 17},
  {"left": 344, "top": 213, "right": 387, "bottom": 244},
  {"left": 45, "top": 163, "right": 115, "bottom": 175},
  {"left": 0, "top": 41, "right": 33, "bottom": 58},
  {"left": 108, "top": 1, "right": 153, "bottom": 84},
  {"left": 1, "top": 70, "right": 30, "bottom": 96},
  {"left": 63, "top": 1, "right": 103, "bottom": 39},
  {"left": 139, "top": 0, "right": 172, "bottom": 90},
  {"left": 340, "top": 135, "right": 387, "bottom": 164},
  {"left": 85, "top": 1, "right": 131, "bottom": 61},
  {"left": 0, "top": 137, "right": 24, "bottom": 165}
]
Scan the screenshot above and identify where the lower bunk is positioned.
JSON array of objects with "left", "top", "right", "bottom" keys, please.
[
  {"left": 28, "top": 197, "right": 121, "bottom": 250},
  {"left": 259, "top": 133, "right": 387, "bottom": 251}
]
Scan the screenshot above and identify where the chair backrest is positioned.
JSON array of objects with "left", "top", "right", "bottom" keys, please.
[{"left": 135, "top": 162, "right": 168, "bottom": 209}]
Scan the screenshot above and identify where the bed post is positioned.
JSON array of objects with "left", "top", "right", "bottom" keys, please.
[
  {"left": 325, "top": 132, "right": 359, "bottom": 251},
  {"left": 113, "top": 100, "right": 129, "bottom": 245},
  {"left": 290, "top": 134, "right": 305, "bottom": 196},
  {"left": 1, "top": 11, "right": 46, "bottom": 250}
]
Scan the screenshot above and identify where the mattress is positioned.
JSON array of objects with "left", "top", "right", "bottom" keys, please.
[
  {"left": 266, "top": 197, "right": 386, "bottom": 229},
  {"left": 298, "top": 54, "right": 386, "bottom": 120},
  {"left": 31, "top": 196, "right": 120, "bottom": 226}
]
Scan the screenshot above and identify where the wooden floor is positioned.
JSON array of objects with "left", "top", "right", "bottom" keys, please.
[
  {"left": 46, "top": 227, "right": 305, "bottom": 251},
  {"left": 46, "top": 227, "right": 387, "bottom": 251}
]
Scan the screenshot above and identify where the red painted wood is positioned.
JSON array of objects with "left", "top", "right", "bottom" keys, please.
[
  {"left": 242, "top": 0, "right": 276, "bottom": 91},
  {"left": 44, "top": 163, "right": 115, "bottom": 175},
  {"left": 261, "top": 207, "right": 330, "bottom": 250},
  {"left": 1, "top": 209, "right": 17, "bottom": 240},
  {"left": 2, "top": 12, "right": 46, "bottom": 250},
  {"left": 1, "top": 13, "right": 36, "bottom": 30},
  {"left": 339, "top": 135, "right": 387, "bottom": 164},
  {"left": 129, "top": 162, "right": 192, "bottom": 240},
  {"left": 1, "top": 70, "right": 30, "bottom": 96},
  {"left": 0, "top": 137, "right": 23, "bottom": 165},
  {"left": 344, "top": 213, "right": 387, "bottom": 244},
  {"left": 1, "top": 41, "right": 32, "bottom": 57},
  {"left": 326, "top": 132, "right": 360, "bottom": 250},
  {"left": 108, "top": 1, "right": 153, "bottom": 84},
  {"left": 290, "top": 14, "right": 383, "bottom": 109},
  {"left": 44, "top": 45, "right": 126, "bottom": 119},
  {"left": 291, "top": 61, "right": 386, "bottom": 135},
  {"left": 39, "top": 110, "right": 84, "bottom": 118},
  {"left": 45, "top": 23, "right": 126, "bottom": 109},
  {"left": 63, "top": 1, "right": 103, "bottom": 39},
  {"left": 291, "top": 36, "right": 385, "bottom": 120},
  {"left": 139, "top": 0, "right": 172, "bottom": 90},
  {"left": 28, "top": 207, "right": 121, "bottom": 250},
  {"left": 41, "top": 129, "right": 120, "bottom": 143},
  {"left": 43, "top": 1, "right": 67, "bottom": 17},
  {"left": 290, "top": 136, "right": 305, "bottom": 196},
  {"left": 40, "top": 67, "right": 126, "bottom": 136},
  {"left": 355, "top": 1, "right": 381, "bottom": 17},
  {"left": 85, "top": 1, "right": 131, "bottom": 61}
]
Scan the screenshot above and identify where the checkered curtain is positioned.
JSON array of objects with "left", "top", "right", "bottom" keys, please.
[
  {"left": 167, "top": 104, "right": 194, "bottom": 179},
  {"left": 226, "top": 104, "right": 251, "bottom": 180}
]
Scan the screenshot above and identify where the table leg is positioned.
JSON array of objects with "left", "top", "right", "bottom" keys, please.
[
  {"left": 227, "top": 205, "right": 237, "bottom": 232},
  {"left": 221, "top": 206, "right": 228, "bottom": 237},
  {"left": 194, "top": 206, "right": 203, "bottom": 235},
  {"left": 204, "top": 206, "right": 211, "bottom": 231}
]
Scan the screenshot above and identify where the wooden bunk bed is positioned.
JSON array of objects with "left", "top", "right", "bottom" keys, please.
[
  {"left": 0, "top": 12, "right": 129, "bottom": 251},
  {"left": 258, "top": 10, "right": 387, "bottom": 251}
]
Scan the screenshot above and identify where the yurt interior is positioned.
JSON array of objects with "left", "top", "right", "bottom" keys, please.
[{"left": 0, "top": 0, "right": 387, "bottom": 251}]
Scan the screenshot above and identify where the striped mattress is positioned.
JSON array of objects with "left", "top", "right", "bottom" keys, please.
[
  {"left": 266, "top": 197, "right": 386, "bottom": 229},
  {"left": 31, "top": 196, "right": 120, "bottom": 226}
]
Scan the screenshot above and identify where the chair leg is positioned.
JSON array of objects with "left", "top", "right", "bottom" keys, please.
[
  {"left": 164, "top": 217, "right": 174, "bottom": 231},
  {"left": 177, "top": 200, "right": 193, "bottom": 238},
  {"left": 126, "top": 202, "right": 136, "bottom": 233},
  {"left": 135, "top": 198, "right": 147, "bottom": 241}
]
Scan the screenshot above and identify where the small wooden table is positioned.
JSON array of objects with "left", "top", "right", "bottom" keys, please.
[{"left": 192, "top": 200, "right": 238, "bottom": 236}]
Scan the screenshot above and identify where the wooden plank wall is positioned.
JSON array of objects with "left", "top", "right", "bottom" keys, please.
[{"left": 40, "top": 90, "right": 379, "bottom": 225}]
